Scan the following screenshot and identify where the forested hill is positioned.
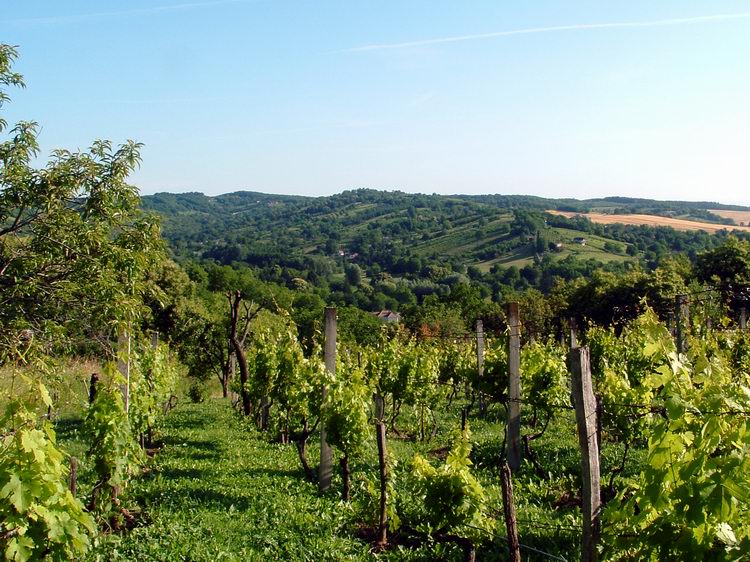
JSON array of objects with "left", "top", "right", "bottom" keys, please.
[{"left": 142, "top": 190, "right": 750, "bottom": 281}]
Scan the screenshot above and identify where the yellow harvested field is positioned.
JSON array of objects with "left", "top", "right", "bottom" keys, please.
[
  {"left": 547, "top": 210, "right": 750, "bottom": 233},
  {"left": 709, "top": 209, "right": 750, "bottom": 226}
]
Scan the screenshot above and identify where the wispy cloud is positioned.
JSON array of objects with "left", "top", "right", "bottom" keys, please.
[
  {"left": 410, "top": 92, "right": 436, "bottom": 107},
  {"left": 2, "top": 0, "right": 257, "bottom": 26},
  {"left": 338, "top": 12, "right": 750, "bottom": 53}
]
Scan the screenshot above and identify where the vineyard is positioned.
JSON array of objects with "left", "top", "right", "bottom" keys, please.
[
  {"left": 2, "top": 42, "right": 750, "bottom": 561},
  {"left": 3, "top": 293, "right": 750, "bottom": 560}
]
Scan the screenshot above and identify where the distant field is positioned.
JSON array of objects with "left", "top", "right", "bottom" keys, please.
[
  {"left": 709, "top": 209, "right": 750, "bottom": 226},
  {"left": 548, "top": 210, "right": 750, "bottom": 233}
]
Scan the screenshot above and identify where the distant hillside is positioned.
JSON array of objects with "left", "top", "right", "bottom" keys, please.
[{"left": 141, "top": 189, "right": 750, "bottom": 291}]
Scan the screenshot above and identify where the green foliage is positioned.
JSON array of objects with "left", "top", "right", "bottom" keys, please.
[
  {"left": 82, "top": 371, "right": 141, "bottom": 517},
  {"left": 398, "top": 427, "right": 492, "bottom": 541},
  {"left": 324, "top": 356, "right": 371, "bottom": 458},
  {"left": 187, "top": 381, "right": 208, "bottom": 403},
  {"left": 587, "top": 312, "right": 666, "bottom": 443},
  {"left": 478, "top": 340, "right": 508, "bottom": 402},
  {"left": 695, "top": 237, "right": 750, "bottom": 293},
  {"left": 437, "top": 340, "right": 474, "bottom": 387},
  {"left": 604, "top": 313, "right": 750, "bottom": 560},
  {"left": 127, "top": 340, "right": 182, "bottom": 440},
  {"left": 520, "top": 340, "right": 569, "bottom": 415},
  {"left": 0, "top": 376, "right": 94, "bottom": 561},
  {"left": 242, "top": 321, "right": 330, "bottom": 441}
]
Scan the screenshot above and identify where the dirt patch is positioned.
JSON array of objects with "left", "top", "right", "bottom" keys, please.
[
  {"left": 709, "top": 209, "right": 750, "bottom": 226},
  {"left": 547, "top": 210, "right": 750, "bottom": 233}
]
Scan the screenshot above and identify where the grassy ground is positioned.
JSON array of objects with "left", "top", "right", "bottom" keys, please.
[{"left": 48, "top": 395, "right": 647, "bottom": 562}]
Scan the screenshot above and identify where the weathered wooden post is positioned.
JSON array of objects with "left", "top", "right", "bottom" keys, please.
[
  {"left": 569, "top": 316, "right": 578, "bottom": 349},
  {"left": 374, "top": 393, "right": 385, "bottom": 422},
  {"left": 319, "top": 307, "right": 336, "bottom": 492},
  {"left": 569, "top": 346, "right": 601, "bottom": 562},
  {"left": 88, "top": 373, "right": 100, "bottom": 405},
  {"left": 476, "top": 319, "right": 485, "bottom": 416},
  {"left": 501, "top": 463, "right": 521, "bottom": 562},
  {"left": 375, "top": 421, "right": 389, "bottom": 548},
  {"left": 740, "top": 306, "right": 748, "bottom": 330},
  {"left": 151, "top": 330, "right": 159, "bottom": 349},
  {"left": 506, "top": 302, "right": 522, "bottom": 472},
  {"left": 595, "top": 394, "right": 603, "bottom": 453},
  {"left": 117, "top": 330, "right": 131, "bottom": 412},
  {"left": 68, "top": 457, "right": 78, "bottom": 497},
  {"left": 675, "top": 294, "right": 689, "bottom": 354}
]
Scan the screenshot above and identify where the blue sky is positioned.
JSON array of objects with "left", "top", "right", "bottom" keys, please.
[{"left": 2, "top": 1, "right": 749, "bottom": 204}]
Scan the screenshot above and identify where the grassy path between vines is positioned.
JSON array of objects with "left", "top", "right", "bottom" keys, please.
[
  {"left": 87, "top": 399, "right": 373, "bottom": 562},
  {"left": 79, "top": 396, "right": 629, "bottom": 561}
]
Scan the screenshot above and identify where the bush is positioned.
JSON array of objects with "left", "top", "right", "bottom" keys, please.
[{"left": 188, "top": 380, "right": 208, "bottom": 403}]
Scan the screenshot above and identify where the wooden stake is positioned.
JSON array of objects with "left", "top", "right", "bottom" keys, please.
[
  {"left": 675, "top": 295, "right": 689, "bottom": 354},
  {"left": 319, "top": 307, "right": 336, "bottom": 492},
  {"left": 376, "top": 421, "right": 389, "bottom": 548},
  {"left": 68, "top": 457, "right": 78, "bottom": 497},
  {"left": 374, "top": 393, "right": 385, "bottom": 422},
  {"left": 88, "top": 373, "right": 100, "bottom": 405},
  {"left": 740, "top": 306, "right": 747, "bottom": 330},
  {"left": 595, "top": 394, "right": 603, "bottom": 453},
  {"left": 117, "top": 330, "right": 131, "bottom": 412},
  {"left": 501, "top": 463, "right": 521, "bottom": 562},
  {"left": 569, "top": 347, "right": 601, "bottom": 562},
  {"left": 569, "top": 316, "right": 578, "bottom": 349},
  {"left": 506, "top": 302, "right": 522, "bottom": 472},
  {"left": 476, "top": 319, "right": 485, "bottom": 416}
]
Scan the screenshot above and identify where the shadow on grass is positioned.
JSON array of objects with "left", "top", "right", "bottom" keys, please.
[
  {"left": 159, "top": 466, "right": 208, "bottom": 480},
  {"left": 242, "top": 466, "right": 303, "bottom": 480},
  {"left": 54, "top": 416, "right": 84, "bottom": 441},
  {"left": 162, "top": 437, "right": 222, "bottom": 454}
]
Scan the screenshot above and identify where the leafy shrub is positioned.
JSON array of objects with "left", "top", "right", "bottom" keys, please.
[{"left": 1, "top": 379, "right": 94, "bottom": 561}]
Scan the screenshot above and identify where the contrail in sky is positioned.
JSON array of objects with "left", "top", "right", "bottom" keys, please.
[
  {"left": 339, "top": 12, "right": 750, "bottom": 53},
  {"left": 2, "top": 0, "right": 257, "bottom": 25}
]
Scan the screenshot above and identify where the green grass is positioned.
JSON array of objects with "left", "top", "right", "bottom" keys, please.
[
  {"left": 84, "top": 401, "right": 371, "bottom": 561},
  {"left": 49, "top": 396, "right": 647, "bottom": 561}
]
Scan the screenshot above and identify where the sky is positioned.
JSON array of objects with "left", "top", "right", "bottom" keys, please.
[{"left": 1, "top": 1, "right": 749, "bottom": 204}]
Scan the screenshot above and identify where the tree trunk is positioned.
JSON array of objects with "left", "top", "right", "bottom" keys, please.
[
  {"left": 221, "top": 376, "right": 229, "bottom": 399},
  {"left": 228, "top": 290, "right": 252, "bottom": 416},
  {"left": 231, "top": 336, "right": 251, "bottom": 416},
  {"left": 340, "top": 454, "right": 351, "bottom": 501},
  {"left": 296, "top": 438, "right": 314, "bottom": 481}
]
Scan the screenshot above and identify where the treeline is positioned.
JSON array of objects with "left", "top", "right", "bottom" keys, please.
[{"left": 144, "top": 188, "right": 750, "bottom": 311}]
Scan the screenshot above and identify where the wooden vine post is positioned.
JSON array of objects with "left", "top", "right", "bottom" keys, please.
[
  {"left": 740, "top": 306, "right": 748, "bottom": 330},
  {"left": 117, "top": 330, "right": 131, "bottom": 413},
  {"left": 476, "top": 319, "right": 485, "bottom": 416},
  {"left": 68, "top": 457, "right": 78, "bottom": 497},
  {"left": 506, "top": 302, "right": 522, "bottom": 472},
  {"left": 569, "top": 316, "right": 578, "bottom": 349},
  {"left": 675, "top": 294, "right": 689, "bottom": 354},
  {"left": 375, "top": 420, "right": 389, "bottom": 548},
  {"left": 319, "top": 307, "right": 336, "bottom": 492},
  {"left": 500, "top": 463, "right": 521, "bottom": 562},
  {"left": 569, "top": 346, "right": 601, "bottom": 562}
]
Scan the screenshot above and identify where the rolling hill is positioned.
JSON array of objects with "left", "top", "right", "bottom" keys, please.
[{"left": 141, "top": 189, "right": 750, "bottom": 286}]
